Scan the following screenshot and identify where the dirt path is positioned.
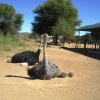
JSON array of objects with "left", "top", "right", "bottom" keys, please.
[{"left": 0, "top": 46, "right": 100, "bottom": 100}]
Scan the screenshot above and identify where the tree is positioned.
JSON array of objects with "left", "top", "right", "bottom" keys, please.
[
  {"left": 83, "top": 33, "right": 92, "bottom": 51},
  {"left": 91, "top": 32, "right": 100, "bottom": 49},
  {"left": 52, "top": 17, "right": 74, "bottom": 44},
  {"left": 13, "top": 13, "right": 24, "bottom": 31},
  {"left": 32, "top": 0, "right": 82, "bottom": 44},
  {"left": 0, "top": 3, "right": 24, "bottom": 36},
  {"left": 0, "top": 20, "right": 12, "bottom": 35}
]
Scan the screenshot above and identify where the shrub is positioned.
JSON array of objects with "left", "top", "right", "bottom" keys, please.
[{"left": 28, "top": 33, "right": 38, "bottom": 39}]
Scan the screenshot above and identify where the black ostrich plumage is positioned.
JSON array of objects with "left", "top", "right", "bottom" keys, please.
[{"left": 9, "top": 49, "right": 41, "bottom": 66}]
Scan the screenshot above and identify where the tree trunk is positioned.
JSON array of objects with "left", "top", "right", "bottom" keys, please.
[
  {"left": 63, "top": 36, "right": 66, "bottom": 47},
  {"left": 4, "top": 31, "right": 7, "bottom": 36},
  {"left": 55, "top": 35, "right": 58, "bottom": 45},
  {"left": 84, "top": 42, "right": 86, "bottom": 51},
  {"left": 95, "top": 40, "right": 97, "bottom": 50},
  {"left": 84, "top": 37, "right": 87, "bottom": 51},
  {"left": 75, "top": 39, "right": 78, "bottom": 48},
  {"left": 53, "top": 36, "right": 54, "bottom": 43}
]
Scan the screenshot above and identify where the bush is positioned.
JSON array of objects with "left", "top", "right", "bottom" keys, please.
[
  {"left": 28, "top": 33, "right": 38, "bottom": 39},
  {"left": 0, "top": 32, "right": 39, "bottom": 57},
  {"left": 0, "top": 32, "right": 24, "bottom": 54}
]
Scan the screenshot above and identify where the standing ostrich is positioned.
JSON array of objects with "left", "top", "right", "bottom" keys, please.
[
  {"left": 7, "top": 35, "right": 43, "bottom": 66},
  {"left": 27, "top": 34, "right": 73, "bottom": 80}
]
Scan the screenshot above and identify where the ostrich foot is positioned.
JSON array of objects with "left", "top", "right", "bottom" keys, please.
[
  {"left": 61, "top": 72, "right": 67, "bottom": 78},
  {"left": 68, "top": 72, "right": 74, "bottom": 78}
]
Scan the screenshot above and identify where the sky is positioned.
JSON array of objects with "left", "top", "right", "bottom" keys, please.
[{"left": 0, "top": 0, "right": 100, "bottom": 35}]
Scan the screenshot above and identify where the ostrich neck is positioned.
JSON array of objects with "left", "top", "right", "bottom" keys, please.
[
  {"left": 43, "top": 41, "right": 48, "bottom": 66},
  {"left": 39, "top": 36, "right": 42, "bottom": 49}
]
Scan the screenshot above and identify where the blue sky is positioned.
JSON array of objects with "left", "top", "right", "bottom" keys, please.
[{"left": 0, "top": 0, "right": 100, "bottom": 35}]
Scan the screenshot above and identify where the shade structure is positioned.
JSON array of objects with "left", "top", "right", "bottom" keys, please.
[{"left": 76, "top": 23, "right": 100, "bottom": 32}]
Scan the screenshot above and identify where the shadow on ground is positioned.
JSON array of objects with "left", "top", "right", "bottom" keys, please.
[
  {"left": 60, "top": 47, "right": 100, "bottom": 60},
  {"left": 5, "top": 75, "right": 37, "bottom": 80}
]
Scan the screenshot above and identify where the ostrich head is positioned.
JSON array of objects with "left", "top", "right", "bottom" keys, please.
[{"left": 42, "top": 34, "right": 48, "bottom": 44}]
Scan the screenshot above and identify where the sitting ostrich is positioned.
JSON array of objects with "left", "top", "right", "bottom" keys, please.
[
  {"left": 7, "top": 35, "right": 43, "bottom": 66},
  {"left": 27, "top": 34, "right": 73, "bottom": 80}
]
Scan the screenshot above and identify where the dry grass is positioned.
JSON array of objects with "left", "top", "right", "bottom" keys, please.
[{"left": 0, "top": 34, "right": 39, "bottom": 57}]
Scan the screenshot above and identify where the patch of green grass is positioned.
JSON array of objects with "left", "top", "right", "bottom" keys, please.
[
  {"left": 0, "top": 33, "right": 23, "bottom": 46},
  {"left": 0, "top": 32, "right": 39, "bottom": 57}
]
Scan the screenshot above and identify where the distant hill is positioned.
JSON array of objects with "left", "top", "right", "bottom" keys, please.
[{"left": 18, "top": 32, "right": 31, "bottom": 37}]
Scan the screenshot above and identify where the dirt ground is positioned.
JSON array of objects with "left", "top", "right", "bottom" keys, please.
[{"left": 0, "top": 45, "right": 100, "bottom": 100}]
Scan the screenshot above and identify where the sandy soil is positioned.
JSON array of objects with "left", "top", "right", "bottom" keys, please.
[{"left": 0, "top": 45, "right": 100, "bottom": 100}]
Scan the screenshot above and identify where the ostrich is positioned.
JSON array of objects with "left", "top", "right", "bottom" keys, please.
[
  {"left": 7, "top": 35, "right": 43, "bottom": 66},
  {"left": 27, "top": 34, "right": 73, "bottom": 80}
]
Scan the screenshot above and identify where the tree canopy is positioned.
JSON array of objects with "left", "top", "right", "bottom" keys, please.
[
  {"left": 32, "top": 0, "right": 82, "bottom": 39},
  {"left": 0, "top": 3, "right": 24, "bottom": 36},
  {"left": 52, "top": 17, "right": 74, "bottom": 38}
]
